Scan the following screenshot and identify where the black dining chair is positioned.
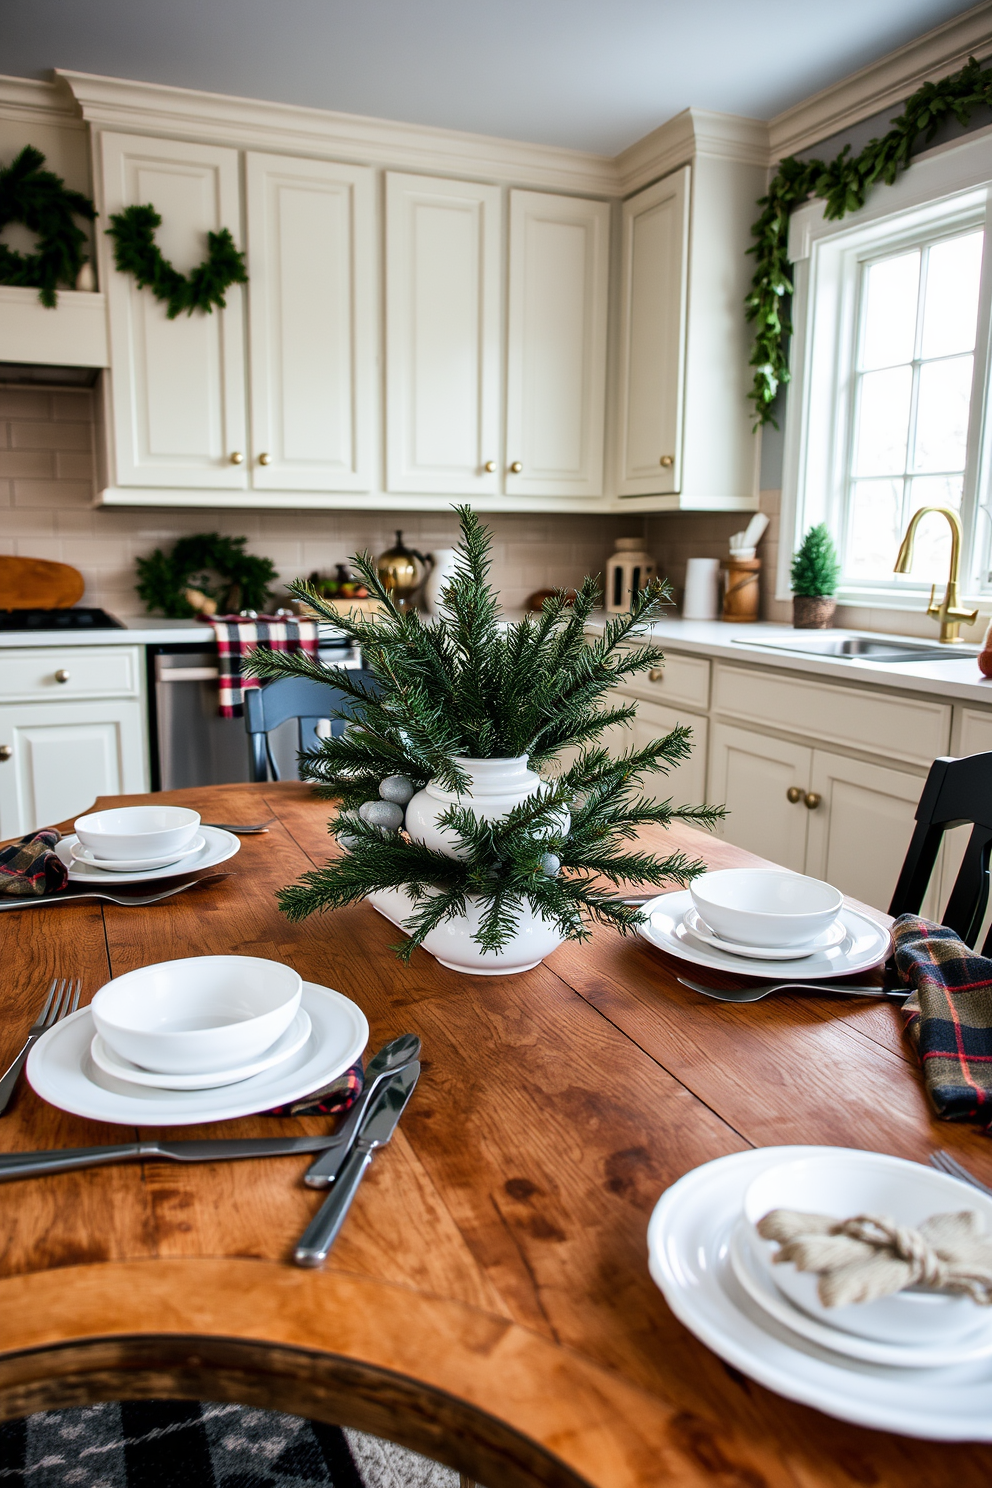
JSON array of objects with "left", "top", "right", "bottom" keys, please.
[
  {"left": 888, "top": 751, "right": 992, "bottom": 952},
  {"left": 243, "top": 673, "right": 376, "bottom": 783}
]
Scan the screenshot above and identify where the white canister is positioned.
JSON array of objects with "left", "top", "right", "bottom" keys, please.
[
  {"left": 422, "top": 549, "right": 460, "bottom": 615},
  {"left": 606, "top": 538, "right": 657, "bottom": 613},
  {"left": 682, "top": 558, "right": 721, "bottom": 621}
]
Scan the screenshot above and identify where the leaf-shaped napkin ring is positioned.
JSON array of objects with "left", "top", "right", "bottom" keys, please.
[{"left": 757, "top": 1208, "right": 992, "bottom": 1308}]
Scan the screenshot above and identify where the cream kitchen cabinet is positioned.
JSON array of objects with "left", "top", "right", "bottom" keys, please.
[
  {"left": 0, "top": 647, "right": 148, "bottom": 837},
  {"left": 601, "top": 695, "right": 708, "bottom": 808}
]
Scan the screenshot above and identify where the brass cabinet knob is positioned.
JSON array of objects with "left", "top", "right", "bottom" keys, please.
[
  {"left": 258, "top": 452, "right": 272, "bottom": 466},
  {"left": 54, "top": 669, "right": 70, "bottom": 684},
  {"left": 804, "top": 791, "right": 822, "bottom": 810},
  {"left": 648, "top": 668, "right": 665, "bottom": 682},
  {"left": 659, "top": 454, "right": 675, "bottom": 468},
  {"left": 0, "top": 744, "right": 11, "bottom": 761},
  {"left": 230, "top": 451, "right": 244, "bottom": 465},
  {"left": 484, "top": 460, "right": 496, "bottom": 473},
  {"left": 786, "top": 786, "right": 802, "bottom": 804},
  {"left": 509, "top": 461, "right": 523, "bottom": 474}
]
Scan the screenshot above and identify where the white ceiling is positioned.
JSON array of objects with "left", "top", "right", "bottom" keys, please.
[{"left": 1, "top": 0, "right": 981, "bottom": 154}]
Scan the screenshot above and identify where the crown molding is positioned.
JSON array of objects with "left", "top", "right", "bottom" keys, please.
[
  {"left": 615, "top": 109, "right": 769, "bottom": 197},
  {"left": 769, "top": 0, "right": 992, "bottom": 159},
  {"left": 0, "top": 74, "right": 84, "bottom": 130},
  {"left": 53, "top": 69, "right": 618, "bottom": 196}
]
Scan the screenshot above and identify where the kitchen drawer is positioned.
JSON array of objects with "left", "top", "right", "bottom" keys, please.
[
  {"left": 0, "top": 646, "right": 143, "bottom": 703},
  {"left": 952, "top": 705, "right": 992, "bottom": 757},
  {"left": 616, "top": 649, "right": 710, "bottom": 710},
  {"left": 712, "top": 663, "right": 950, "bottom": 769}
]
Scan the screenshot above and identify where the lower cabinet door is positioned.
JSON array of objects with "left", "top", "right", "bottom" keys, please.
[
  {"left": 803, "top": 749, "right": 935, "bottom": 915},
  {"left": 0, "top": 699, "right": 148, "bottom": 837},
  {"left": 707, "top": 722, "right": 811, "bottom": 871},
  {"left": 600, "top": 697, "right": 709, "bottom": 808}
]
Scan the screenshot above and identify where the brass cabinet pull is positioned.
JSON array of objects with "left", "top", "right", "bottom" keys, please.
[
  {"left": 648, "top": 668, "right": 664, "bottom": 682},
  {"left": 804, "top": 792, "right": 822, "bottom": 810},
  {"left": 659, "top": 455, "right": 674, "bottom": 468},
  {"left": 483, "top": 460, "right": 496, "bottom": 473},
  {"left": 229, "top": 451, "right": 244, "bottom": 465},
  {"left": 258, "top": 453, "right": 272, "bottom": 466},
  {"left": 54, "top": 669, "right": 70, "bottom": 684},
  {"left": 0, "top": 745, "right": 11, "bottom": 761},
  {"left": 509, "top": 461, "right": 523, "bottom": 474},
  {"left": 786, "top": 786, "right": 802, "bottom": 804}
]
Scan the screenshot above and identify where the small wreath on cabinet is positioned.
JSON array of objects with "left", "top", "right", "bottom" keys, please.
[
  {"left": 0, "top": 146, "right": 96, "bottom": 306},
  {"left": 135, "top": 533, "right": 278, "bottom": 619},
  {"left": 106, "top": 203, "right": 248, "bottom": 319}
]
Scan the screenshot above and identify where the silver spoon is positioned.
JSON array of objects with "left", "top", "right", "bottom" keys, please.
[{"left": 304, "top": 1033, "right": 422, "bottom": 1188}]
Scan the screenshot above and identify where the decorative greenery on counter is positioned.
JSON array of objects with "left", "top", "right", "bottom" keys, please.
[
  {"left": 0, "top": 147, "right": 95, "bottom": 306},
  {"left": 136, "top": 533, "right": 278, "bottom": 618},
  {"left": 746, "top": 55, "right": 992, "bottom": 426},
  {"left": 791, "top": 524, "right": 840, "bottom": 597},
  {"left": 244, "top": 506, "right": 724, "bottom": 962},
  {"left": 106, "top": 204, "right": 247, "bottom": 318}
]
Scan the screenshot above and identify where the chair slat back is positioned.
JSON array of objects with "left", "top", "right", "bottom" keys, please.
[{"left": 243, "top": 675, "right": 370, "bottom": 783}]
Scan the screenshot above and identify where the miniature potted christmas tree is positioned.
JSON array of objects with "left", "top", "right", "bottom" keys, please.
[
  {"left": 244, "top": 508, "right": 722, "bottom": 975},
  {"left": 791, "top": 524, "right": 840, "bottom": 629}
]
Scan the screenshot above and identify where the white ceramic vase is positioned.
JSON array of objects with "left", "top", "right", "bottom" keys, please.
[
  {"left": 422, "top": 548, "right": 460, "bottom": 614},
  {"left": 368, "top": 754, "right": 567, "bottom": 975}
]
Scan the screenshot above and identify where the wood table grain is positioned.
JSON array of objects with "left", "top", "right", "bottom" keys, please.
[{"left": 1, "top": 781, "right": 990, "bottom": 1488}]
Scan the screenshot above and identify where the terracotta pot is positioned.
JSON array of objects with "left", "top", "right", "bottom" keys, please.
[{"left": 793, "top": 595, "right": 836, "bottom": 629}]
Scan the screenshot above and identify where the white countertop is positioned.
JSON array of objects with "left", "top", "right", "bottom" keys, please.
[
  {"left": 584, "top": 614, "right": 992, "bottom": 708},
  {"left": 0, "top": 616, "right": 211, "bottom": 648}
]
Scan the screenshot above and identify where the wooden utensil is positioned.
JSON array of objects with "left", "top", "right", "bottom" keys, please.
[{"left": 0, "top": 556, "right": 85, "bottom": 609}]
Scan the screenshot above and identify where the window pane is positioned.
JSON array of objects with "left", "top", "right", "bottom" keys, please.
[
  {"left": 902, "top": 478, "right": 965, "bottom": 582},
  {"left": 912, "top": 355, "right": 973, "bottom": 472},
  {"left": 852, "top": 365, "right": 912, "bottom": 475},
  {"left": 861, "top": 250, "right": 919, "bottom": 370},
  {"left": 846, "top": 478, "right": 904, "bottom": 579},
  {"left": 920, "top": 231, "right": 984, "bottom": 360}
]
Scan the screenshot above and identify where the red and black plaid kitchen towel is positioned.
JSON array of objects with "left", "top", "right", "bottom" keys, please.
[
  {"left": 0, "top": 828, "right": 68, "bottom": 897},
  {"left": 207, "top": 616, "right": 319, "bottom": 717},
  {"left": 893, "top": 914, "right": 992, "bottom": 1130}
]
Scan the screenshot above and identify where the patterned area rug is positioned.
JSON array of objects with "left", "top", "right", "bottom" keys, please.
[{"left": 0, "top": 1400, "right": 460, "bottom": 1488}]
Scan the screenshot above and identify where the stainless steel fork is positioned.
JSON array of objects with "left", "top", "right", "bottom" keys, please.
[
  {"left": 929, "top": 1149, "right": 992, "bottom": 1199},
  {"left": 0, "top": 978, "right": 81, "bottom": 1115}
]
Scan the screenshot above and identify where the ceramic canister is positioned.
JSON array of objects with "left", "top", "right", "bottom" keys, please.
[{"left": 606, "top": 538, "right": 656, "bottom": 612}]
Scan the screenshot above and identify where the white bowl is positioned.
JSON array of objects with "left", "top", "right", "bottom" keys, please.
[
  {"left": 744, "top": 1150, "right": 992, "bottom": 1345},
  {"left": 689, "top": 868, "right": 843, "bottom": 948},
  {"left": 91, "top": 955, "right": 303, "bottom": 1074},
  {"left": 74, "top": 805, "right": 200, "bottom": 863}
]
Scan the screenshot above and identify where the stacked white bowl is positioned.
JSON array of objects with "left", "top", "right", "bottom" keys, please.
[
  {"left": 73, "top": 805, "right": 202, "bottom": 872},
  {"left": 688, "top": 868, "right": 844, "bottom": 955}
]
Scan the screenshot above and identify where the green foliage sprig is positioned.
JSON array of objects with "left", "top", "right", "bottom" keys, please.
[
  {"left": 791, "top": 523, "right": 840, "bottom": 597},
  {"left": 106, "top": 204, "right": 247, "bottom": 318},
  {"left": 0, "top": 147, "right": 95, "bottom": 306},
  {"left": 746, "top": 55, "right": 992, "bottom": 426},
  {"left": 244, "top": 506, "right": 724, "bottom": 961},
  {"left": 136, "top": 533, "right": 278, "bottom": 618}
]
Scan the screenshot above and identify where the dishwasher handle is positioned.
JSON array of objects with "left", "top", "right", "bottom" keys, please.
[{"left": 155, "top": 662, "right": 219, "bottom": 683}]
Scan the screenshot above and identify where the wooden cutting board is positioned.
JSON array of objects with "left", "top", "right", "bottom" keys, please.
[{"left": 0, "top": 556, "right": 85, "bottom": 609}]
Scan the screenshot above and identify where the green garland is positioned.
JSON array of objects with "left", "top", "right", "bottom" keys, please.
[
  {"left": 747, "top": 54, "right": 992, "bottom": 427},
  {"left": 136, "top": 533, "right": 278, "bottom": 618},
  {"left": 0, "top": 147, "right": 95, "bottom": 307},
  {"left": 106, "top": 204, "right": 247, "bottom": 319}
]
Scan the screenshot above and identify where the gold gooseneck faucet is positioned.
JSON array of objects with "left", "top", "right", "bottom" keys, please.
[{"left": 893, "top": 506, "right": 979, "bottom": 643}]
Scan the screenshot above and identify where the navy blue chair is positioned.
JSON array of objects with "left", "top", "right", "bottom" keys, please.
[{"left": 244, "top": 674, "right": 375, "bottom": 783}]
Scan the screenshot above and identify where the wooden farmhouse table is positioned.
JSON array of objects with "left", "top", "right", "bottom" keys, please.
[{"left": 2, "top": 780, "right": 992, "bottom": 1488}]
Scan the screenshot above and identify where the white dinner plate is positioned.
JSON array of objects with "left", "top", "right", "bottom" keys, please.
[
  {"left": 681, "top": 905, "right": 847, "bottom": 961},
  {"left": 26, "top": 982, "right": 367, "bottom": 1125},
  {"left": 57, "top": 826, "right": 239, "bottom": 885},
  {"left": 729, "top": 1218, "right": 992, "bottom": 1368},
  {"left": 70, "top": 836, "right": 205, "bottom": 873},
  {"left": 638, "top": 890, "right": 890, "bottom": 980},
  {"left": 647, "top": 1145, "right": 992, "bottom": 1440},
  {"left": 89, "top": 1007, "right": 313, "bottom": 1090}
]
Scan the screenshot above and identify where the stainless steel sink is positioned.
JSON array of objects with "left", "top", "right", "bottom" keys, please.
[{"left": 734, "top": 635, "right": 979, "bottom": 663}]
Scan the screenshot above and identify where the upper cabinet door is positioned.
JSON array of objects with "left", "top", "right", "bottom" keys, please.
[
  {"left": 245, "top": 153, "right": 375, "bottom": 492},
  {"left": 616, "top": 167, "right": 690, "bottom": 498},
  {"left": 99, "top": 133, "right": 247, "bottom": 489},
  {"left": 505, "top": 191, "right": 609, "bottom": 498},
  {"left": 385, "top": 173, "right": 502, "bottom": 495}
]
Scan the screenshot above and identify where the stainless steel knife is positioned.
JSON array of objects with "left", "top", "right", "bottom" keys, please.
[
  {"left": 0, "top": 1133, "right": 350, "bottom": 1182},
  {"left": 294, "top": 1061, "right": 420, "bottom": 1268},
  {"left": 304, "top": 1032, "right": 420, "bottom": 1189}
]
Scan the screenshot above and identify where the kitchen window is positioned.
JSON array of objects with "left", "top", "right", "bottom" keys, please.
[{"left": 778, "top": 131, "right": 992, "bottom": 610}]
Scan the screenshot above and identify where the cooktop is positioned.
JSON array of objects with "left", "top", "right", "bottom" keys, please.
[{"left": 0, "top": 608, "right": 125, "bottom": 632}]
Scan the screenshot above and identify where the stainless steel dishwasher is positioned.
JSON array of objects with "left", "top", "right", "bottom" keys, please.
[{"left": 149, "top": 631, "right": 361, "bottom": 790}]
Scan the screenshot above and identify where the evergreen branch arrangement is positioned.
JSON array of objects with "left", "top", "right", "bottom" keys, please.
[
  {"left": 791, "top": 524, "right": 840, "bottom": 598},
  {"left": 746, "top": 55, "right": 992, "bottom": 426},
  {"left": 244, "top": 506, "right": 724, "bottom": 963},
  {"left": 136, "top": 533, "right": 278, "bottom": 617},
  {"left": 0, "top": 146, "right": 96, "bottom": 307},
  {"left": 106, "top": 204, "right": 247, "bottom": 318}
]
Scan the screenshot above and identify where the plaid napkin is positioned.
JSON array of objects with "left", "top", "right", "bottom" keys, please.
[
  {"left": 893, "top": 914, "right": 992, "bottom": 1130},
  {"left": 0, "top": 828, "right": 68, "bottom": 897},
  {"left": 265, "top": 1059, "right": 363, "bottom": 1117},
  {"left": 207, "top": 616, "right": 319, "bottom": 718}
]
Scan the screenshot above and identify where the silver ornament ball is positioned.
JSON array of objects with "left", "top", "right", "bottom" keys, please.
[
  {"left": 379, "top": 774, "right": 416, "bottom": 805},
  {"left": 362, "top": 799, "right": 405, "bottom": 832},
  {"left": 539, "top": 852, "right": 561, "bottom": 878}
]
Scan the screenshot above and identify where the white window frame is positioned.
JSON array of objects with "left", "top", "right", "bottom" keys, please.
[{"left": 778, "top": 126, "right": 992, "bottom": 610}]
